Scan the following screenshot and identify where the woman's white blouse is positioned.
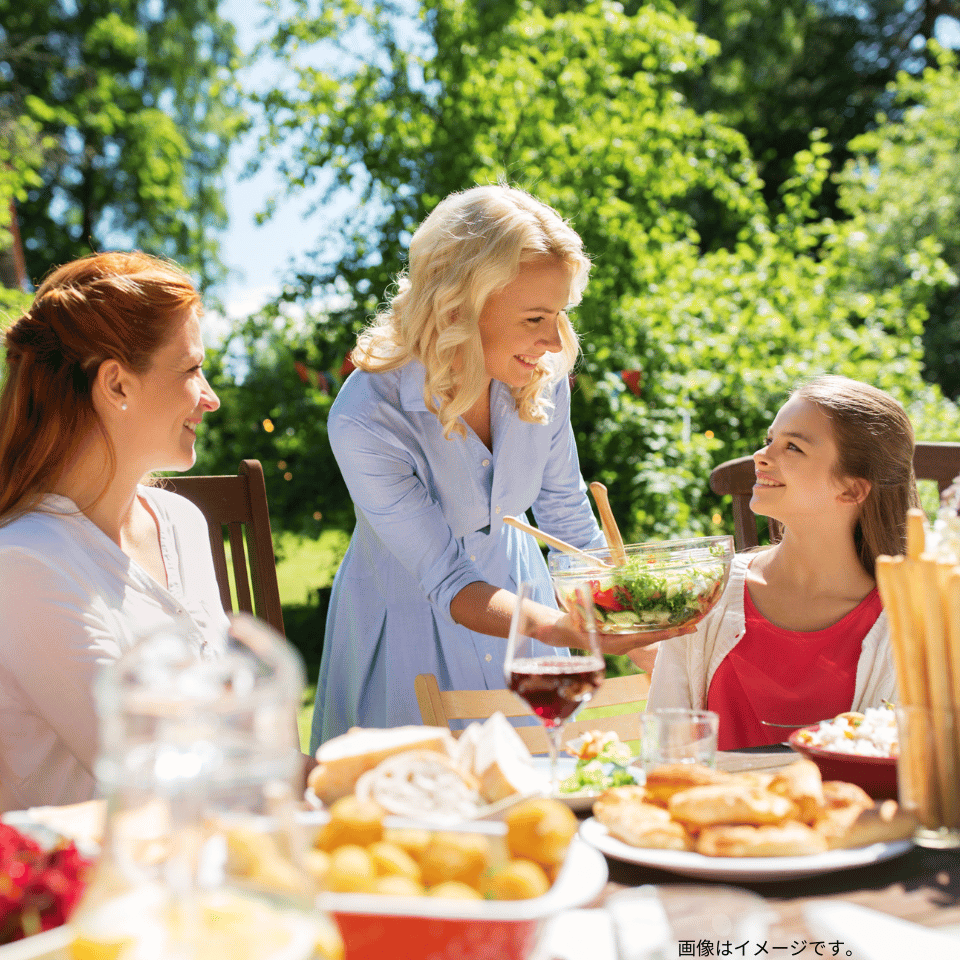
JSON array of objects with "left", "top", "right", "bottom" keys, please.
[
  {"left": 0, "top": 486, "right": 229, "bottom": 811},
  {"left": 310, "top": 361, "right": 604, "bottom": 747}
]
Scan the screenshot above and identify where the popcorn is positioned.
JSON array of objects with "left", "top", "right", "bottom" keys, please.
[{"left": 795, "top": 707, "right": 898, "bottom": 758}]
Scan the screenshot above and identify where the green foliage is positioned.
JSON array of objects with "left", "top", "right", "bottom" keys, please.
[
  {"left": 193, "top": 309, "right": 352, "bottom": 533},
  {"left": 667, "top": 0, "right": 951, "bottom": 226},
  {"left": 833, "top": 46, "right": 960, "bottom": 398},
  {"left": 228, "top": 0, "right": 960, "bottom": 543},
  {"left": 0, "top": 0, "right": 245, "bottom": 287}
]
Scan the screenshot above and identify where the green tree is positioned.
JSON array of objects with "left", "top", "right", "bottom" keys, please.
[
  {"left": 239, "top": 0, "right": 959, "bottom": 538},
  {"left": 669, "top": 0, "right": 960, "bottom": 229},
  {"left": 194, "top": 309, "right": 349, "bottom": 533},
  {"left": 0, "top": 110, "right": 45, "bottom": 321},
  {"left": 0, "top": 1, "right": 244, "bottom": 286},
  {"left": 832, "top": 47, "right": 960, "bottom": 398}
]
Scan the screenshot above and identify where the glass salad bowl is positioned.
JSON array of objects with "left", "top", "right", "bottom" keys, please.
[{"left": 548, "top": 536, "right": 735, "bottom": 635}]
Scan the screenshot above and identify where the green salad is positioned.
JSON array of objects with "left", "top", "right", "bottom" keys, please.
[
  {"left": 558, "top": 732, "right": 638, "bottom": 795},
  {"left": 557, "top": 545, "right": 730, "bottom": 634}
]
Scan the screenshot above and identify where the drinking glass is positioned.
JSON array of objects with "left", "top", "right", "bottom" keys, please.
[
  {"left": 637, "top": 708, "right": 720, "bottom": 771},
  {"left": 504, "top": 581, "right": 605, "bottom": 794},
  {"left": 896, "top": 704, "right": 960, "bottom": 849}
]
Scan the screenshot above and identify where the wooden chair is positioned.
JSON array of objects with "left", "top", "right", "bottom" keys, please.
[
  {"left": 414, "top": 672, "right": 650, "bottom": 754},
  {"left": 710, "top": 441, "right": 960, "bottom": 550},
  {"left": 163, "top": 459, "right": 285, "bottom": 636}
]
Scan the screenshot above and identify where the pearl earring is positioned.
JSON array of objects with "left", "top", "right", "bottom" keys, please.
[{"left": 121, "top": 402, "right": 128, "bottom": 411}]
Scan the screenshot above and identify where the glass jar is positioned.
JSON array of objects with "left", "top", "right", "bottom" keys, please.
[{"left": 69, "top": 614, "right": 343, "bottom": 960}]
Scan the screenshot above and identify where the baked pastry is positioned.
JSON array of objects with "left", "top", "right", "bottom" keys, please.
[
  {"left": 821, "top": 779, "right": 874, "bottom": 809},
  {"left": 592, "top": 785, "right": 649, "bottom": 822},
  {"left": 601, "top": 803, "right": 693, "bottom": 851},
  {"left": 696, "top": 821, "right": 828, "bottom": 857},
  {"left": 643, "top": 763, "right": 732, "bottom": 807},
  {"left": 768, "top": 759, "right": 825, "bottom": 824},
  {"left": 817, "top": 797, "right": 916, "bottom": 850},
  {"left": 668, "top": 783, "right": 797, "bottom": 827}
]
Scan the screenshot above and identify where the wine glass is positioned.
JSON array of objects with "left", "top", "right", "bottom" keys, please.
[{"left": 504, "top": 580, "right": 605, "bottom": 794}]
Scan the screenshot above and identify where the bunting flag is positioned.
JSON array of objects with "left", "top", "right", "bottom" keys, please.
[
  {"left": 294, "top": 361, "right": 335, "bottom": 394},
  {"left": 621, "top": 370, "right": 642, "bottom": 396}
]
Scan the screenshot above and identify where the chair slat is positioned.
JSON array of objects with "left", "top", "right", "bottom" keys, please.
[
  {"left": 414, "top": 672, "right": 649, "bottom": 755},
  {"left": 163, "top": 460, "right": 284, "bottom": 636},
  {"left": 227, "top": 521, "right": 253, "bottom": 614},
  {"left": 710, "top": 441, "right": 960, "bottom": 551}
]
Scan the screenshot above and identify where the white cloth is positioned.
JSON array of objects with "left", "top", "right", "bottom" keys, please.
[
  {"left": 0, "top": 487, "right": 229, "bottom": 812},
  {"left": 647, "top": 552, "right": 897, "bottom": 713},
  {"left": 802, "top": 901, "right": 960, "bottom": 960},
  {"left": 310, "top": 361, "right": 604, "bottom": 747}
]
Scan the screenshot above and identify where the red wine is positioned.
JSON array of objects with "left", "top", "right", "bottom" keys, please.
[{"left": 508, "top": 656, "right": 605, "bottom": 726}]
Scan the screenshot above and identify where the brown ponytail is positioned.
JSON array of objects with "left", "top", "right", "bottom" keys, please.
[{"left": 0, "top": 251, "right": 201, "bottom": 521}]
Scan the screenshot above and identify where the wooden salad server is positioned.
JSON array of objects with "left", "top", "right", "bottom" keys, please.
[
  {"left": 503, "top": 516, "right": 609, "bottom": 567},
  {"left": 589, "top": 481, "right": 628, "bottom": 565}
]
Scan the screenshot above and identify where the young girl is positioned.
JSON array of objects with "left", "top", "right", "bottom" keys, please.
[{"left": 647, "top": 375, "right": 920, "bottom": 749}]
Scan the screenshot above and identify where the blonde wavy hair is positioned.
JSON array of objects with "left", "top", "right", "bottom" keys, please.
[{"left": 352, "top": 184, "right": 590, "bottom": 437}]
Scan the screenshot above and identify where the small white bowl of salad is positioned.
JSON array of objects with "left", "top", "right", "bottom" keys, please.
[{"left": 549, "top": 535, "right": 735, "bottom": 635}]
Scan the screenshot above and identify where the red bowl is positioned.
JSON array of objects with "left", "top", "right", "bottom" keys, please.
[
  {"left": 319, "top": 837, "right": 608, "bottom": 960},
  {"left": 788, "top": 728, "right": 898, "bottom": 800}
]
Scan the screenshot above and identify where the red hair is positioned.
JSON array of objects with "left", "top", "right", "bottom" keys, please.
[{"left": 0, "top": 251, "right": 202, "bottom": 521}]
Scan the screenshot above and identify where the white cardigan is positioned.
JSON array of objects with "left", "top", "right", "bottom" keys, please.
[{"left": 647, "top": 552, "right": 898, "bottom": 713}]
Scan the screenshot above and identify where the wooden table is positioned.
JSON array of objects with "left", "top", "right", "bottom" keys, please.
[{"left": 590, "top": 748, "right": 960, "bottom": 946}]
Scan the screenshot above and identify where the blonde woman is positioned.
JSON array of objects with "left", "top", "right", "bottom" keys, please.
[{"left": 311, "top": 185, "right": 657, "bottom": 745}]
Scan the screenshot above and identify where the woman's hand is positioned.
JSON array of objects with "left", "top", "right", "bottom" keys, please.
[
  {"left": 531, "top": 616, "right": 696, "bottom": 655},
  {"left": 597, "top": 624, "right": 697, "bottom": 657}
]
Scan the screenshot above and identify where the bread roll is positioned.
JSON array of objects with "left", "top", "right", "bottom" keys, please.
[{"left": 308, "top": 725, "right": 454, "bottom": 804}]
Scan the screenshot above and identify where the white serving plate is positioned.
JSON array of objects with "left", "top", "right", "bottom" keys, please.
[{"left": 578, "top": 817, "right": 912, "bottom": 882}]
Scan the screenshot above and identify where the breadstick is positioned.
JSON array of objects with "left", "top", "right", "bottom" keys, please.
[
  {"left": 907, "top": 508, "right": 926, "bottom": 560},
  {"left": 919, "top": 557, "right": 958, "bottom": 827},
  {"left": 876, "top": 557, "right": 914, "bottom": 706},
  {"left": 887, "top": 554, "right": 940, "bottom": 827}
]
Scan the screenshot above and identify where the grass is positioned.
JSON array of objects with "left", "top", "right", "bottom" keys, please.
[{"left": 275, "top": 529, "right": 350, "bottom": 605}]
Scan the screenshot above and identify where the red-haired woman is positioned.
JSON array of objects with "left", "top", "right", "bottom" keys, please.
[{"left": 0, "top": 251, "right": 225, "bottom": 810}]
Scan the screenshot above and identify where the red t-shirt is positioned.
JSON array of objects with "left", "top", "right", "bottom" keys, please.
[{"left": 707, "top": 585, "right": 883, "bottom": 750}]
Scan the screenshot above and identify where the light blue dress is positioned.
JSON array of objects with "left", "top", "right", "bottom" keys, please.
[{"left": 310, "top": 360, "right": 604, "bottom": 747}]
